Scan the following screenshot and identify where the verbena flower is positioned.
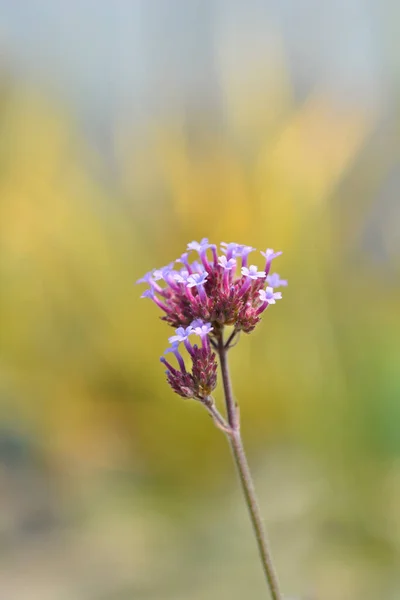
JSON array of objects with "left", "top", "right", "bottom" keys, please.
[
  {"left": 137, "top": 239, "right": 286, "bottom": 334},
  {"left": 138, "top": 239, "right": 286, "bottom": 596},
  {"left": 160, "top": 320, "right": 217, "bottom": 399}
]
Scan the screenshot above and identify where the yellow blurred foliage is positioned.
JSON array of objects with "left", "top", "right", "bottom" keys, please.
[{"left": 1, "top": 65, "right": 398, "bottom": 506}]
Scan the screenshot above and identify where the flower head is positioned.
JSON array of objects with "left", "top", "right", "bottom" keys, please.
[
  {"left": 137, "top": 240, "right": 285, "bottom": 333},
  {"left": 138, "top": 240, "right": 286, "bottom": 398}
]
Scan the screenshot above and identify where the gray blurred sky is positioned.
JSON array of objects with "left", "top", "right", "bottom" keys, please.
[{"left": 0, "top": 0, "right": 396, "bottom": 123}]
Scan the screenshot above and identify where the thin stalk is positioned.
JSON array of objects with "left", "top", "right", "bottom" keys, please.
[
  {"left": 217, "top": 334, "right": 283, "bottom": 600},
  {"left": 217, "top": 334, "right": 239, "bottom": 430},
  {"left": 203, "top": 396, "right": 230, "bottom": 432},
  {"left": 224, "top": 328, "right": 238, "bottom": 349}
]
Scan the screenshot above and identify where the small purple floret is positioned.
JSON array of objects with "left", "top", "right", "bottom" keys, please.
[
  {"left": 266, "top": 273, "right": 288, "bottom": 288},
  {"left": 241, "top": 265, "right": 266, "bottom": 280},
  {"left": 152, "top": 263, "right": 175, "bottom": 281},
  {"left": 186, "top": 272, "right": 208, "bottom": 288},
  {"left": 260, "top": 248, "right": 282, "bottom": 276},
  {"left": 169, "top": 326, "right": 194, "bottom": 344},
  {"left": 260, "top": 249, "right": 282, "bottom": 261},
  {"left": 141, "top": 288, "right": 154, "bottom": 299},
  {"left": 136, "top": 271, "right": 154, "bottom": 284},
  {"left": 187, "top": 238, "right": 210, "bottom": 253},
  {"left": 221, "top": 242, "right": 242, "bottom": 259},
  {"left": 172, "top": 270, "right": 189, "bottom": 284},
  {"left": 259, "top": 287, "right": 282, "bottom": 304},
  {"left": 238, "top": 245, "right": 256, "bottom": 267},
  {"left": 164, "top": 342, "right": 187, "bottom": 372},
  {"left": 218, "top": 256, "right": 237, "bottom": 271},
  {"left": 191, "top": 320, "right": 213, "bottom": 337}
]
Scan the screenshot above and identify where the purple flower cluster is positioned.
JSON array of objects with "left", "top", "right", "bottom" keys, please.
[
  {"left": 138, "top": 239, "right": 286, "bottom": 399},
  {"left": 161, "top": 320, "right": 217, "bottom": 399},
  {"left": 138, "top": 239, "right": 286, "bottom": 334}
]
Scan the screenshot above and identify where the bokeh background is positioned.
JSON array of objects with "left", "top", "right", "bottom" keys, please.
[{"left": 1, "top": 1, "right": 400, "bottom": 599}]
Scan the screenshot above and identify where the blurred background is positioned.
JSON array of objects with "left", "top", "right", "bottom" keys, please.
[{"left": 0, "top": 1, "right": 400, "bottom": 599}]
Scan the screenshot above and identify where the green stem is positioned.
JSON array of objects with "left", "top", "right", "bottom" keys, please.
[{"left": 217, "top": 334, "right": 284, "bottom": 600}]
